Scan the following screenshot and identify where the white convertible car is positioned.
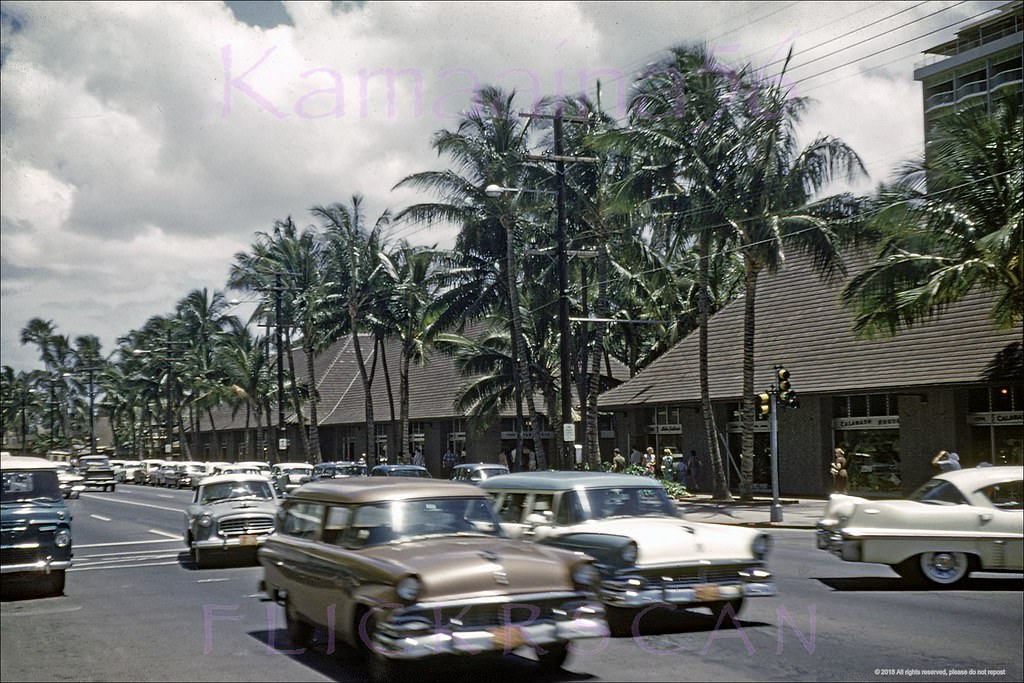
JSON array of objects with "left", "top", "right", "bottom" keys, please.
[{"left": 816, "top": 465, "right": 1023, "bottom": 586}]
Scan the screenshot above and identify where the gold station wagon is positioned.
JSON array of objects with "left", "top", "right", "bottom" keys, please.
[{"left": 258, "top": 478, "right": 608, "bottom": 681}]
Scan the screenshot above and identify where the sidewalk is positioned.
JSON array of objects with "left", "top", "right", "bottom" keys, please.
[{"left": 675, "top": 493, "right": 828, "bottom": 529}]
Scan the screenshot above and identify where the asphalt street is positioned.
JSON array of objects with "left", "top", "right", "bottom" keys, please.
[{"left": 1, "top": 485, "right": 1021, "bottom": 682}]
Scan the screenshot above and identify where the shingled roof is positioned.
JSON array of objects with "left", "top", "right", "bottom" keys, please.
[
  {"left": 198, "top": 320, "right": 630, "bottom": 431},
  {"left": 599, "top": 250, "right": 1022, "bottom": 408}
]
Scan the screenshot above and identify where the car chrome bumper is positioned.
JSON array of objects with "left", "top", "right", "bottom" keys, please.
[
  {"left": 816, "top": 528, "right": 862, "bottom": 562},
  {"left": 374, "top": 602, "right": 608, "bottom": 660},
  {"left": 600, "top": 569, "right": 776, "bottom": 608},
  {"left": 192, "top": 535, "right": 270, "bottom": 552},
  {"left": 1, "top": 559, "right": 73, "bottom": 574}
]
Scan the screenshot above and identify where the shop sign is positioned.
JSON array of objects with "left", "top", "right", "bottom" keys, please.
[
  {"left": 726, "top": 421, "right": 769, "bottom": 433},
  {"left": 967, "top": 411, "right": 1023, "bottom": 426},
  {"left": 832, "top": 416, "right": 900, "bottom": 430},
  {"left": 500, "top": 431, "right": 555, "bottom": 439},
  {"left": 646, "top": 424, "right": 682, "bottom": 435}
]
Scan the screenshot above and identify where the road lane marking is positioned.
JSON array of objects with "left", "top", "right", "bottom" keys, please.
[
  {"left": 156, "top": 494, "right": 175, "bottom": 499},
  {"left": 77, "top": 497, "right": 181, "bottom": 513},
  {"left": 197, "top": 578, "right": 231, "bottom": 583},
  {"left": 148, "top": 529, "right": 181, "bottom": 539},
  {"left": 89, "top": 514, "right": 112, "bottom": 522},
  {"left": 69, "top": 560, "right": 181, "bottom": 572},
  {"left": 76, "top": 538, "right": 181, "bottom": 548},
  {"left": 76, "top": 548, "right": 183, "bottom": 560}
]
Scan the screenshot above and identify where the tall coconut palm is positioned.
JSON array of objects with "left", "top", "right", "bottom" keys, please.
[
  {"left": 622, "top": 43, "right": 750, "bottom": 500},
  {"left": 314, "top": 196, "right": 391, "bottom": 465},
  {"left": 394, "top": 85, "right": 552, "bottom": 468},
  {"left": 723, "top": 63, "right": 867, "bottom": 500},
  {"left": 377, "top": 242, "right": 449, "bottom": 463},
  {"left": 842, "top": 95, "right": 1022, "bottom": 335}
]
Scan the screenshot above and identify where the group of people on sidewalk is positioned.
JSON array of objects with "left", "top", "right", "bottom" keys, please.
[{"left": 608, "top": 445, "right": 702, "bottom": 491}]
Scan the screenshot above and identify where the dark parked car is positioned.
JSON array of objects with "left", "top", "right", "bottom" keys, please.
[
  {"left": 259, "top": 478, "right": 607, "bottom": 681},
  {"left": 369, "top": 464, "right": 431, "bottom": 478},
  {"left": 312, "top": 461, "right": 367, "bottom": 480},
  {"left": 2, "top": 456, "right": 73, "bottom": 595}
]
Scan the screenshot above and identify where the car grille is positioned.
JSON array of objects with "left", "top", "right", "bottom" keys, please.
[
  {"left": 1, "top": 546, "right": 42, "bottom": 566},
  {"left": 218, "top": 517, "right": 274, "bottom": 537},
  {"left": 405, "top": 598, "right": 567, "bottom": 629},
  {"left": 636, "top": 564, "right": 753, "bottom": 587}
]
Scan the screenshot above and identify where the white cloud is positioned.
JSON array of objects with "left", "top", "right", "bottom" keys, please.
[{"left": 0, "top": 0, "right": 1008, "bottom": 371}]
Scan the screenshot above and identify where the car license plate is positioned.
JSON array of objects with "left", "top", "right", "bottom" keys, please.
[
  {"left": 239, "top": 534, "right": 258, "bottom": 546},
  {"left": 694, "top": 584, "right": 721, "bottom": 601},
  {"left": 489, "top": 625, "right": 527, "bottom": 650}
]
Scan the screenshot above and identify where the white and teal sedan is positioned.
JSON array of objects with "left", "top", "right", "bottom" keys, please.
[
  {"left": 481, "top": 471, "right": 775, "bottom": 626},
  {"left": 816, "top": 465, "right": 1023, "bottom": 587}
]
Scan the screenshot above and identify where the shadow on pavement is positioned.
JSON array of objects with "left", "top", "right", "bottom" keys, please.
[
  {"left": 247, "top": 627, "right": 599, "bottom": 682},
  {"left": 815, "top": 575, "right": 1024, "bottom": 592}
]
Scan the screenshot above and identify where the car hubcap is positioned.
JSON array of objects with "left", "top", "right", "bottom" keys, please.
[{"left": 922, "top": 552, "right": 966, "bottom": 583}]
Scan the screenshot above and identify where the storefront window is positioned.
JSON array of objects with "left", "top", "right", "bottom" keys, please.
[
  {"left": 967, "top": 385, "right": 1022, "bottom": 467},
  {"left": 833, "top": 393, "right": 901, "bottom": 495},
  {"left": 834, "top": 430, "right": 902, "bottom": 494}
]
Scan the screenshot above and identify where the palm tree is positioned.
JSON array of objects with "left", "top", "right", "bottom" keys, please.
[
  {"left": 394, "top": 85, "right": 552, "bottom": 468},
  {"left": 842, "top": 95, "right": 1022, "bottom": 335},
  {"left": 722, "top": 63, "right": 867, "bottom": 500},
  {"left": 622, "top": 43, "right": 750, "bottom": 500},
  {"left": 315, "top": 196, "right": 391, "bottom": 465},
  {"left": 377, "top": 242, "right": 448, "bottom": 463}
]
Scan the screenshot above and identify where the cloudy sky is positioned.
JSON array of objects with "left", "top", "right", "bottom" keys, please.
[{"left": 0, "top": 0, "right": 1007, "bottom": 372}]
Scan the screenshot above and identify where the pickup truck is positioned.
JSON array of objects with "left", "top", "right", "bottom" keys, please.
[{"left": 76, "top": 455, "right": 118, "bottom": 492}]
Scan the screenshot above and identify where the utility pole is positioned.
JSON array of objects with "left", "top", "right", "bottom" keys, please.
[
  {"left": 275, "top": 272, "right": 286, "bottom": 462},
  {"left": 520, "top": 109, "right": 598, "bottom": 470},
  {"left": 555, "top": 109, "right": 573, "bottom": 471}
]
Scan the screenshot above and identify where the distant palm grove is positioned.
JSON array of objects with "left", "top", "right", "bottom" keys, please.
[{"left": 3, "top": 44, "right": 1020, "bottom": 502}]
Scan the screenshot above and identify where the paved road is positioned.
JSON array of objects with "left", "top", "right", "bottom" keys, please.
[{"left": 2, "top": 485, "right": 1021, "bottom": 682}]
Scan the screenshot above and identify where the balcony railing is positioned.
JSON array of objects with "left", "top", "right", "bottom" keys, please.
[
  {"left": 925, "top": 90, "right": 955, "bottom": 112},
  {"left": 991, "top": 67, "right": 1023, "bottom": 90},
  {"left": 956, "top": 78, "right": 989, "bottom": 102}
]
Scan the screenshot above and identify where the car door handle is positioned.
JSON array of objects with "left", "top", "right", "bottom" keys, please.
[{"left": 979, "top": 513, "right": 993, "bottom": 523}]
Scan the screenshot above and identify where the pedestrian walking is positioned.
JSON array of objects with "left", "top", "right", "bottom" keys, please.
[
  {"left": 661, "top": 449, "right": 674, "bottom": 481},
  {"left": 687, "top": 450, "right": 702, "bottom": 492},
  {"left": 676, "top": 456, "right": 689, "bottom": 489},
  {"left": 629, "top": 447, "right": 643, "bottom": 469},
  {"left": 442, "top": 448, "right": 456, "bottom": 477},
  {"left": 830, "top": 448, "right": 849, "bottom": 494},
  {"left": 643, "top": 447, "right": 657, "bottom": 476},
  {"left": 611, "top": 448, "right": 626, "bottom": 473},
  {"left": 931, "top": 450, "right": 961, "bottom": 472}
]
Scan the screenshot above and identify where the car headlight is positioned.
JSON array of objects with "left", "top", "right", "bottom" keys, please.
[
  {"left": 198, "top": 514, "right": 213, "bottom": 528},
  {"left": 621, "top": 541, "right": 638, "bottom": 565},
  {"left": 572, "top": 563, "right": 599, "bottom": 588},
  {"left": 54, "top": 527, "right": 71, "bottom": 548},
  {"left": 395, "top": 575, "right": 422, "bottom": 603},
  {"left": 752, "top": 533, "right": 771, "bottom": 560}
]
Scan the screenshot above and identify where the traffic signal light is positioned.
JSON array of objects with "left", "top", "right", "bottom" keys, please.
[
  {"left": 776, "top": 366, "right": 799, "bottom": 408},
  {"left": 756, "top": 392, "right": 771, "bottom": 418}
]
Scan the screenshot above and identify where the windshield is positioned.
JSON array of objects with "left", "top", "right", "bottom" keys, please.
[
  {"left": 79, "top": 457, "right": 110, "bottom": 468},
  {"left": 563, "top": 486, "right": 679, "bottom": 522},
  {"left": 345, "top": 497, "right": 501, "bottom": 546},
  {"left": 200, "top": 480, "right": 274, "bottom": 504},
  {"left": 2, "top": 471, "right": 62, "bottom": 503}
]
